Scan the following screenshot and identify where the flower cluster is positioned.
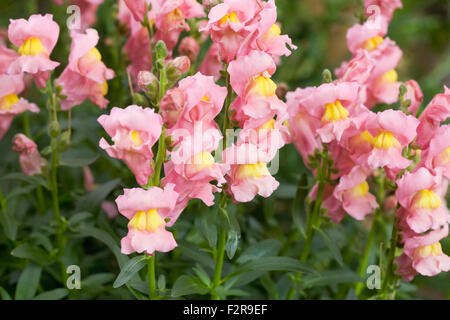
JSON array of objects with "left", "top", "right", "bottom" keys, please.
[
  {"left": 203, "top": 0, "right": 295, "bottom": 202},
  {"left": 286, "top": 0, "right": 450, "bottom": 281}
]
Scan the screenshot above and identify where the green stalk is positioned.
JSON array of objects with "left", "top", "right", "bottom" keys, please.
[
  {"left": 148, "top": 254, "right": 157, "bottom": 300},
  {"left": 355, "top": 175, "right": 384, "bottom": 296},
  {"left": 46, "top": 80, "right": 61, "bottom": 225},
  {"left": 287, "top": 150, "right": 328, "bottom": 300},
  {"left": 211, "top": 64, "right": 233, "bottom": 300},
  {"left": 381, "top": 216, "right": 399, "bottom": 299}
]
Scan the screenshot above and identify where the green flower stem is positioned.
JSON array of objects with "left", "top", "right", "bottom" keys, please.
[
  {"left": 147, "top": 254, "right": 157, "bottom": 300},
  {"left": 152, "top": 126, "right": 166, "bottom": 187},
  {"left": 287, "top": 149, "right": 328, "bottom": 300},
  {"left": 211, "top": 64, "right": 233, "bottom": 300},
  {"left": 211, "top": 193, "right": 228, "bottom": 300},
  {"left": 46, "top": 79, "right": 61, "bottom": 225},
  {"left": 381, "top": 216, "right": 399, "bottom": 300},
  {"left": 355, "top": 175, "right": 384, "bottom": 296}
]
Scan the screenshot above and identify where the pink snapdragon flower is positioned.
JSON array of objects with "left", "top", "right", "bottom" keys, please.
[
  {"left": 237, "top": 0, "right": 296, "bottom": 60},
  {"left": 72, "top": 0, "right": 105, "bottom": 30},
  {"left": 199, "top": 43, "right": 222, "bottom": 81},
  {"left": 0, "top": 46, "right": 19, "bottom": 74},
  {"left": 12, "top": 133, "right": 45, "bottom": 176},
  {"left": 395, "top": 167, "right": 450, "bottom": 233},
  {"left": 153, "top": 0, "right": 205, "bottom": 51},
  {"left": 57, "top": 28, "right": 114, "bottom": 110},
  {"left": 333, "top": 166, "right": 378, "bottom": 220},
  {"left": 202, "top": 0, "right": 261, "bottom": 62},
  {"left": 7, "top": 14, "right": 60, "bottom": 87},
  {"left": 421, "top": 125, "right": 450, "bottom": 179},
  {"left": 167, "top": 73, "right": 227, "bottom": 137},
  {"left": 98, "top": 105, "right": 163, "bottom": 186},
  {"left": 286, "top": 88, "right": 323, "bottom": 161},
  {"left": 296, "top": 81, "right": 360, "bottom": 143},
  {"left": 228, "top": 50, "right": 287, "bottom": 129},
  {"left": 0, "top": 74, "right": 39, "bottom": 140},
  {"left": 364, "top": 0, "right": 403, "bottom": 23},
  {"left": 179, "top": 36, "right": 200, "bottom": 63},
  {"left": 396, "top": 225, "right": 450, "bottom": 281},
  {"left": 116, "top": 185, "right": 179, "bottom": 255},
  {"left": 124, "top": 0, "right": 149, "bottom": 22},
  {"left": 223, "top": 143, "right": 279, "bottom": 203},
  {"left": 160, "top": 87, "right": 185, "bottom": 128},
  {"left": 416, "top": 86, "right": 450, "bottom": 149},
  {"left": 364, "top": 109, "right": 418, "bottom": 171},
  {"left": 163, "top": 128, "right": 229, "bottom": 213},
  {"left": 404, "top": 80, "right": 423, "bottom": 116}
]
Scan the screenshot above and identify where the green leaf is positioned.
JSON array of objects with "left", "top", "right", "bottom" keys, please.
[
  {"left": 82, "top": 273, "right": 115, "bottom": 288},
  {"left": 302, "top": 269, "right": 360, "bottom": 289},
  {"left": 75, "top": 178, "right": 120, "bottom": 212},
  {"left": 193, "top": 265, "right": 211, "bottom": 287},
  {"left": 219, "top": 207, "right": 241, "bottom": 259},
  {"left": 224, "top": 271, "right": 265, "bottom": 289},
  {"left": 76, "top": 226, "right": 128, "bottom": 268},
  {"left": 316, "top": 227, "right": 343, "bottom": 266},
  {"left": 11, "top": 243, "right": 52, "bottom": 266},
  {"left": 0, "top": 172, "right": 48, "bottom": 188},
  {"left": 15, "top": 264, "right": 42, "bottom": 300},
  {"left": 33, "top": 288, "right": 68, "bottom": 300},
  {"left": 177, "top": 244, "right": 215, "bottom": 270},
  {"left": 231, "top": 257, "right": 315, "bottom": 277},
  {"left": 68, "top": 211, "right": 93, "bottom": 228},
  {"left": 171, "top": 275, "right": 209, "bottom": 297},
  {"left": 5, "top": 185, "right": 38, "bottom": 200},
  {"left": 60, "top": 154, "right": 99, "bottom": 167},
  {"left": 113, "top": 255, "right": 147, "bottom": 288},
  {"left": 0, "top": 207, "right": 19, "bottom": 240},
  {"left": 0, "top": 286, "right": 11, "bottom": 300},
  {"left": 236, "top": 239, "right": 282, "bottom": 264}
]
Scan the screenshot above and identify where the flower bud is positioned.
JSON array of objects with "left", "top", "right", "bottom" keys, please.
[
  {"left": 48, "top": 121, "right": 60, "bottom": 138},
  {"left": 160, "top": 87, "right": 185, "bottom": 128},
  {"left": 166, "top": 56, "right": 191, "bottom": 82},
  {"left": 12, "top": 133, "right": 45, "bottom": 176},
  {"left": 179, "top": 37, "right": 200, "bottom": 63}
]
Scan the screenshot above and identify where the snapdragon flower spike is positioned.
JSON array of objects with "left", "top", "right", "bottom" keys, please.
[
  {"left": 237, "top": 0, "right": 296, "bottom": 60},
  {"left": 12, "top": 133, "right": 45, "bottom": 176},
  {"left": 153, "top": 0, "right": 205, "bottom": 51},
  {"left": 333, "top": 166, "right": 378, "bottom": 221},
  {"left": 98, "top": 105, "right": 163, "bottom": 186},
  {"left": 297, "top": 81, "right": 360, "bottom": 144},
  {"left": 0, "top": 74, "right": 39, "bottom": 140},
  {"left": 395, "top": 167, "right": 450, "bottom": 234},
  {"left": 416, "top": 86, "right": 450, "bottom": 149},
  {"left": 421, "top": 125, "right": 450, "bottom": 179},
  {"left": 202, "top": 0, "right": 261, "bottom": 62},
  {"left": 364, "top": 109, "right": 418, "bottom": 171},
  {"left": 116, "top": 185, "right": 179, "bottom": 255},
  {"left": 7, "top": 14, "right": 60, "bottom": 88},
  {"left": 57, "top": 29, "right": 114, "bottom": 110},
  {"left": 228, "top": 50, "right": 287, "bottom": 129},
  {"left": 396, "top": 225, "right": 450, "bottom": 281},
  {"left": 223, "top": 143, "right": 279, "bottom": 203}
]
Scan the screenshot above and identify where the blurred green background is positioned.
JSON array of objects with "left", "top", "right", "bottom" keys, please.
[{"left": 0, "top": 0, "right": 449, "bottom": 300}]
